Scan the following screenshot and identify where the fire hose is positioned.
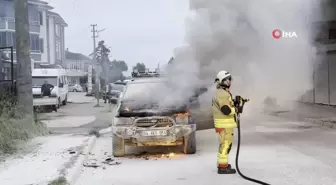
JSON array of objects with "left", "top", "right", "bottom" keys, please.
[{"left": 234, "top": 96, "right": 271, "bottom": 185}]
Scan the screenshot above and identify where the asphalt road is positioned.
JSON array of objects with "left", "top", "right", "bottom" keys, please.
[
  {"left": 39, "top": 92, "right": 114, "bottom": 135},
  {"left": 74, "top": 114, "right": 336, "bottom": 185}
]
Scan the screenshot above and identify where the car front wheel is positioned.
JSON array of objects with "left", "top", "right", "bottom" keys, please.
[
  {"left": 113, "top": 134, "right": 125, "bottom": 157},
  {"left": 183, "top": 131, "right": 197, "bottom": 154}
]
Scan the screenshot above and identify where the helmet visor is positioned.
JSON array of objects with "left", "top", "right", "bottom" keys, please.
[{"left": 222, "top": 76, "right": 232, "bottom": 82}]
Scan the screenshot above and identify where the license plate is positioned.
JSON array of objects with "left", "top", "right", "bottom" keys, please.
[{"left": 141, "top": 130, "right": 167, "bottom": 136}]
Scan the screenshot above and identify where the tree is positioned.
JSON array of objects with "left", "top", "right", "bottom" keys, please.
[
  {"left": 133, "top": 62, "right": 146, "bottom": 72},
  {"left": 108, "top": 60, "right": 128, "bottom": 82},
  {"left": 111, "top": 60, "right": 128, "bottom": 71},
  {"left": 14, "top": 0, "right": 33, "bottom": 117},
  {"left": 168, "top": 57, "right": 174, "bottom": 64}
]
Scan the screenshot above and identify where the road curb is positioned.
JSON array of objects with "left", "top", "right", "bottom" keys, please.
[
  {"left": 67, "top": 101, "right": 93, "bottom": 104},
  {"left": 65, "top": 127, "right": 111, "bottom": 185},
  {"left": 66, "top": 135, "right": 97, "bottom": 185}
]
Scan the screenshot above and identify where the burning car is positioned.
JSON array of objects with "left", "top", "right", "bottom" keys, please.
[{"left": 112, "top": 76, "right": 207, "bottom": 157}]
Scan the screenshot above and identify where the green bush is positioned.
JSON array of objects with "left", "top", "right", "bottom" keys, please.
[{"left": 0, "top": 92, "right": 46, "bottom": 154}]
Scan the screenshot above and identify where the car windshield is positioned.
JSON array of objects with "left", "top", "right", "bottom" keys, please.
[
  {"left": 122, "top": 80, "right": 194, "bottom": 108},
  {"left": 32, "top": 77, "right": 57, "bottom": 87},
  {"left": 123, "top": 82, "right": 163, "bottom": 100}
]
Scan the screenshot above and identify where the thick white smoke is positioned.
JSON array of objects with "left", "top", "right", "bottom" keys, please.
[
  {"left": 130, "top": 0, "right": 324, "bottom": 115},
  {"left": 159, "top": 0, "right": 324, "bottom": 112}
]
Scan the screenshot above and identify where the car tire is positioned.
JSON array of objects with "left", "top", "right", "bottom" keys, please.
[
  {"left": 52, "top": 105, "right": 57, "bottom": 112},
  {"left": 62, "top": 95, "right": 67, "bottom": 105},
  {"left": 113, "top": 134, "right": 125, "bottom": 157},
  {"left": 183, "top": 131, "right": 197, "bottom": 154}
]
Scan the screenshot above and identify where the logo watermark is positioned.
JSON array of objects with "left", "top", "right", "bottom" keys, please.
[{"left": 272, "top": 29, "right": 298, "bottom": 39}]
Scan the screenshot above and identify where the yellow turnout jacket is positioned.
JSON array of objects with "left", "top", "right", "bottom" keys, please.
[{"left": 212, "top": 87, "right": 237, "bottom": 128}]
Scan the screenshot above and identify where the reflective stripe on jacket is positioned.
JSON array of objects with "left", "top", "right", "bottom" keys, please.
[{"left": 212, "top": 88, "right": 237, "bottom": 128}]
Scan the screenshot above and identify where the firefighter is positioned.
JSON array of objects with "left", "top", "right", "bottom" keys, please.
[{"left": 212, "top": 70, "right": 237, "bottom": 174}]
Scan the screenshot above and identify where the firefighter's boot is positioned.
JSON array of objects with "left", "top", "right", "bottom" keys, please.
[{"left": 218, "top": 164, "right": 236, "bottom": 174}]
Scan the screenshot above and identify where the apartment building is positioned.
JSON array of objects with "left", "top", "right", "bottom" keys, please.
[
  {"left": 0, "top": 0, "right": 67, "bottom": 67},
  {"left": 65, "top": 49, "right": 93, "bottom": 86}
]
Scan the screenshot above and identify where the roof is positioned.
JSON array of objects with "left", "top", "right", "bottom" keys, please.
[
  {"left": 47, "top": 11, "right": 67, "bottom": 26},
  {"left": 28, "top": 0, "right": 53, "bottom": 10},
  {"left": 5, "top": 0, "right": 53, "bottom": 10},
  {"left": 65, "top": 51, "right": 92, "bottom": 61}
]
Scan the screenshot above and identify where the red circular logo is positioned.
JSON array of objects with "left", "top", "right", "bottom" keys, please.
[{"left": 272, "top": 29, "right": 282, "bottom": 39}]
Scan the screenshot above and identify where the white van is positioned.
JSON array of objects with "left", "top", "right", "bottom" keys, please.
[{"left": 32, "top": 68, "right": 69, "bottom": 109}]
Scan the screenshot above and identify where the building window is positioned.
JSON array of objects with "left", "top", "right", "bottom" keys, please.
[
  {"left": 30, "top": 34, "right": 40, "bottom": 52},
  {"left": 39, "top": 12, "right": 43, "bottom": 25},
  {"left": 0, "top": 32, "right": 7, "bottom": 47},
  {"left": 0, "top": 31, "right": 15, "bottom": 48},
  {"left": 56, "top": 41, "right": 61, "bottom": 60},
  {"left": 7, "top": 32, "right": 13, "bottom": 47},
  {"left": 40, "top": 38, "right": 44, "bottom": 53},
  {"left": 55, "top": 24, "right": 60, "bottom": 37},
  {"left": 28, "top": 8, "right": 39, "bottom": 25}
]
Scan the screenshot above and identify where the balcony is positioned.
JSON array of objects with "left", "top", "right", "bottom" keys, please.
[{"left": 0, "top": 17, "right": 40, "bottom": 33}]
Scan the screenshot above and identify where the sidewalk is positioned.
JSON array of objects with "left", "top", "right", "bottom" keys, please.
[
  {"left": 0, "top": 135, "right": 95, "bottom": 185},
  {"left": 0, "top": 92, "right": 112, "bottom": 185},
  {"left": 266, "top": 102, "right": 336, "bottom": 128}
]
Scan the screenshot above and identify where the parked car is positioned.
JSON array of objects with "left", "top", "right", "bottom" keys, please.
[
  {"left": 69, "top": 84, "right": 83, "bottom": 92},
  {"left": 103, "top": 82, "right": 126, "bottom": 104}
]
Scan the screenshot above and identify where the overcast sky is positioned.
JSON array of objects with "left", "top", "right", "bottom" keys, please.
[{"left": 45, "top": 0, "right": 191, "bottom": 72}]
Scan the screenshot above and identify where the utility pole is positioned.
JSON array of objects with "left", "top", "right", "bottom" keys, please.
[
  {"left": 14, "top": 0, "right": 33, "bottom": 118},
  {"left": 91, "top": 24, "right": 100, "bottom": 106}
]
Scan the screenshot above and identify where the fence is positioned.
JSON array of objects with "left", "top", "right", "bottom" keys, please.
[
  {"left": 301, "top": 51, "right": 336, "bottom": 105},
  {"left": 0, "top": 46, "right": 16, "bottom": 94}
]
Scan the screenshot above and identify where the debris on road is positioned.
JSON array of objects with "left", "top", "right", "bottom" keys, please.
[
  {"left": 102, "top": 157, "right": 122, "bottom": 165},
  {"left": 68, "top": 149, "right": 76, "bottom": 154},
  {"left": 83, "top": 159, "right": 101, "bottom": 168},
  {"left": 83, "top": 157, "right": 122, "bottom": 168}
]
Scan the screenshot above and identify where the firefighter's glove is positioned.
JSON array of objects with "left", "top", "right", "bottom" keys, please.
[{"left": 234, "top": 95, "right": 248, "bottom": 114}]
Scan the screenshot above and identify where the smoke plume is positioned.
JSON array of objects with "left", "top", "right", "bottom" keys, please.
[
  {"left": 128, "top": 0, "right": 325, "bottom": 116},
  {"left": 158, "top": 0, "right": 324, "bottom": 113}
]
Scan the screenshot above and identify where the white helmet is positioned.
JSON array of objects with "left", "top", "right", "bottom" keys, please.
[{"left": 215, "top": 70, "right": 231, "bottom": 83}]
